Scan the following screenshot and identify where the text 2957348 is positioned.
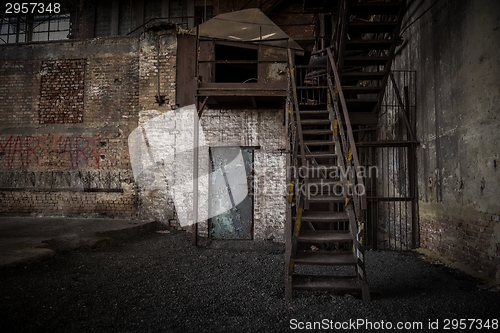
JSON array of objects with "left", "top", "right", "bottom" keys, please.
[{"left": 4, "top": 3, "right": 60, "bottom": 14}]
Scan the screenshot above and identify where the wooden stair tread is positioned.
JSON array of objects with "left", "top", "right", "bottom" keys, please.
[
  {"left": 301, "top": 211, "right": 348, "bottom": 222},
  {"left": 298, "top": 230, "right": 353, "bottom": 243},
  {"left": 295, "top": 251, "right": 357, "bottom": 266},
  {"left": 292, "top": 275, "right": 361, "bottom": 291}
]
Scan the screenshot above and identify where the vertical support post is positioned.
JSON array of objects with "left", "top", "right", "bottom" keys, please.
[
  {"left": 193, "top": 105, "right": 199, "bottom": 246},
  {"left": 371, "top": 147, "right": 378, "bottom": 250},
  {"left": 404, "top": 85, "right": 419, "bottom": 249},
  {"left": 192, "top": 25, "right": 200, "bottom": 247}
]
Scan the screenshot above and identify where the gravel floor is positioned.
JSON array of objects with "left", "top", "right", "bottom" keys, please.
[{"left": 1, "top": 229, "right": 499, "bottom": 333}]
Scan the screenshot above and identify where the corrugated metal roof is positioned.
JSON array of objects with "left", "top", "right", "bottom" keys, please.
[{"left": 188, "top": 8, "right": 303, "bottom": 51}]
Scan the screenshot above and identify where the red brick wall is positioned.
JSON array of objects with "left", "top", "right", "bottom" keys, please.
[
  {"left": 271, "top": 1, "right": 314, "bottom": 38},
  {"left": 0, "top": 37, "right": 146, "bottom": 218},
  {"left": 39, "top": 60, "right": 86, "bottom": 124},
  {"left": 0, "top": 61, "right": 39, "bottom": 125},
  {"left": 420, "top": 212, "right": 499, "bottom": 278}
]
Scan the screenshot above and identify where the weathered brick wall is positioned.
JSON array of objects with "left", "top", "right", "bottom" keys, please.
[
  {"left": 0, "top": 60, "right": 39, "bottom": 125},
  {"left": 0, "top": 32, "right": 178, "bottom": 219},
  {"left": 135, "top": 30, "right": 179, "bottom": 224},
  {"left": 270, "top": 1, "right": 314, "bottom": 39},
  {"left": 393, "top": 0, "right": 500, "bottom": 280},
  {"left": 133, "top": 106, "right": 287, "bottom": 241},
  {"left": 201, "top": 108, "right": 287, "bottom": 241},
  {"left": 0, "top": 24, "right": 288, "bottom": 242}
]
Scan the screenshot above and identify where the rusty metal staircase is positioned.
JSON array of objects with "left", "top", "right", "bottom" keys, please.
[{"left": 285, "top": 0, "right": 407, "bottom": 300}]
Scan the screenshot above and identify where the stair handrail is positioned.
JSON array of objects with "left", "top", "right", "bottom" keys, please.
[
  {"left": 333, "top": 0, "right": 350, "bottom": 69},
  {"left": 326, "top": 48, "right": 367, "bottom": 213},
  {"left": 287, "top": 48, "right": 309, "bottom": 208}
]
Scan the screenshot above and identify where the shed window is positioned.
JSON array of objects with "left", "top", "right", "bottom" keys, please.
[{"left": 214, "top": 44, "right": 258, "bottom": 83}]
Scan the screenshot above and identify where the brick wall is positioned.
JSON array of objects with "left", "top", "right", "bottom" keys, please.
[
  {"left": 270, "top": 1, "right": 314, "bottom": 39},
  {"left": 393, "top": 0, "right": 500, "bottom": 281},
  {"left": 39, "top": 59, "right": 86, "bottom": 124},
  {"left": 0, "top": 31, "right": 177, "bottom": 219},
  {"left": 200, "top": 108, "right": 287, "bottom": 241},
  {"left": 0, "top": 23, "right": 288, "bottom": 242},
  {"left": 135, "top": 106, "right": 287, "bottom": 241}
]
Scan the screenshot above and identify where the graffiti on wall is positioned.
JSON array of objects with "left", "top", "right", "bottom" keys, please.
[{"left": 0, "top": 134, "right": 101, "bottom": 169}]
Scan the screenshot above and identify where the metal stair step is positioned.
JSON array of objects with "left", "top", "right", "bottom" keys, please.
[
  {"left": 304, "top": 140, "right": 336, "bottom": 146},
  {"left": 307, "top": 179, "right": 343, "bottom": 187},
  {"left": 348, "top": 21, "right": 397, "bottom": 34},
  {"left": 350, "top": 2, "right": 401, "bottom": 15},
  {"left": 301, "top": 211, "right": 349, "bottom": 222},
  {"left": 295, "top": 252, "right": 357, "bottom": 266},
  {"left": 345, "top": 99, "right": 378, "bottom": 110},
  {"left": 344, "top": 56, "right": 389, "bottom": 66},
  {"left": 307, "top": 194, "right": 345, "bottom": 203},
  {"left": 292, "top": 275, "right": 361, "bottom": 291},
  {"left": 299, "top": 110, "right": 329, "bottom": 115},
  {"left": 342, "top": 86, "right": 382, "bottom": 95},
  {"left": 349, "top": 112, "right": 379, "bottom": 125},
  {"left": 346, "top": 39, "right": 393, "bottom": 50},
  {"left": 298, "top": 230, "right": 353, "bottom": 243},
  {"left": 302, "top": 129, "right": 333, "bottom": 135},
  {"left": 342, "top": 71, "right": 386, "bottom": 80},
  {"left": 299, "top": 152, "right": 337, "bottom": 159},
  {"left": 300, "top": 119, "right": 331, "bottom": 125}
]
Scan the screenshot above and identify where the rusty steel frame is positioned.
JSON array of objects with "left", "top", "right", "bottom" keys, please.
[{"left": 358, "top": 70, "right": 418, "bottom": 251}]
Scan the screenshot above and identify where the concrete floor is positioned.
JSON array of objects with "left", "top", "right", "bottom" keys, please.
[
  {"left": 0, "top": 216, "right": 160, "bottom": 268},
  {"left": 1, "top": 229, "right": 499, "bottom": 332}
]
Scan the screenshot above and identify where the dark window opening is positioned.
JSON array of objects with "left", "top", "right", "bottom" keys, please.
[
  {"left": 169, "top": 0, "right": 188, "bottom": 28},
  {"left": 95, "top": 1, "right": 112, "bottom": 37},
  {"left": 195, "top": 5, "right": 213, "bottom": 26},
  {"left": 195, "top": 0, "right": 213, "bottom": 26},
  {"left": 214, "top": 44, "right": 258, "bottom": 83},
  {"left": 118, "top": 1, "right": 137, "bottom": 35},
  {"left": 144, "top": 0, "right": 162, "bottom": 23}
]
